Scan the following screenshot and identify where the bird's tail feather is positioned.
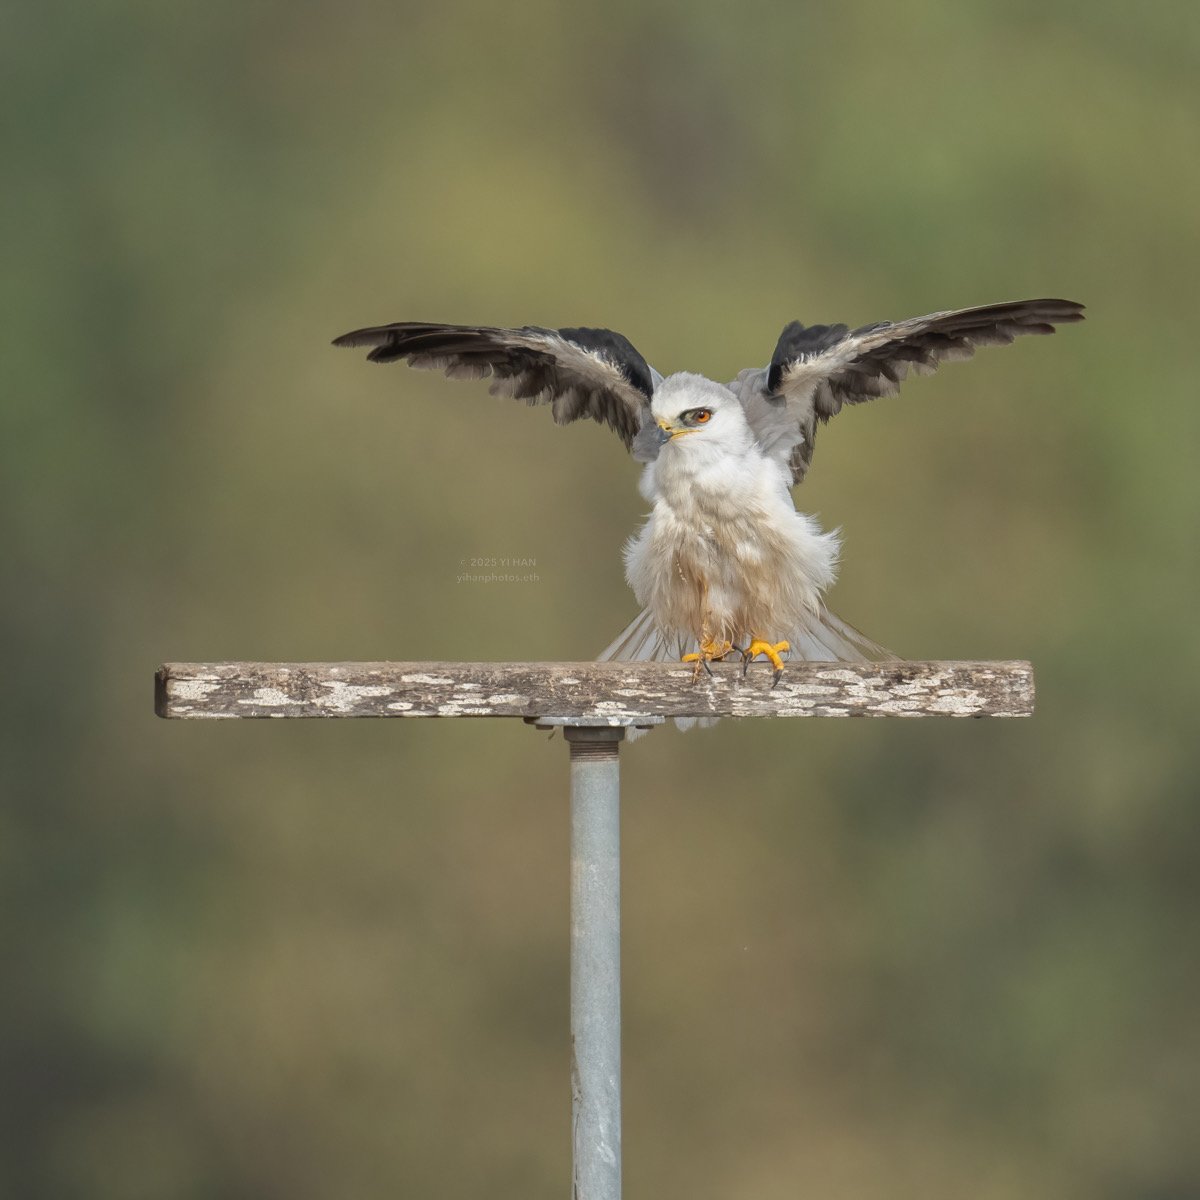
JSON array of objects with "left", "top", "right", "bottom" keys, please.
[
  {"left": 597, "top": 605, "right": 897, "bottom": 736},
  {"left": 786, "top": 606, "right": 898, "bottom": 664},
  {"left": 596, "top": 605, "right": 687, "bottom": 664}
]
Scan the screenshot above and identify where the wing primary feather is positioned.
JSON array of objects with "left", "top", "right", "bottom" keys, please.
[{"left": 333, "top": 319, "right": 655, "bottom": 451}]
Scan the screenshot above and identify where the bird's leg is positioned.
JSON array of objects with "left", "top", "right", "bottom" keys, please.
[
  {"left": 680, "top": 601, "right": 734, "bottom": 678},
  {"left": 742, "top": 636, "right": 791, "bottom": 688},
  {"left": 681, "top": 636, "right": 736, "bottom": 678}
]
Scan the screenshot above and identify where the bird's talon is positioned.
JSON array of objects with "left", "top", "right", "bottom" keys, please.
[
  {"left": 742, "top": 637, "right": 791, "bottom": 680},
  {"left": 682, "top": 638, "right": 734, "bottom": 680}
]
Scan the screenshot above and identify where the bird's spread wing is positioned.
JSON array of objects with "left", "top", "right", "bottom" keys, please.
[
  {"left": 333, "top": 321, "right": 655, "bottom": 450},
  {"left": 735, "top": 298, "right": 1085, "bottom": 484}
]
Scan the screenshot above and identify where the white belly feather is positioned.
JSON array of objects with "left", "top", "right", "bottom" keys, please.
[{"left": 624, "top": 445, "right": 840, "bottom": 646}]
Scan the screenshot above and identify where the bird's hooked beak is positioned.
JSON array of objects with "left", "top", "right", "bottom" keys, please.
[{"left": 633, "top": 408, "right": 699, "bottom": 462}]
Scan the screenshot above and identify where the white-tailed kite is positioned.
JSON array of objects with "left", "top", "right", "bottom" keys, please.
[{"left": 334, "top": 298, "right": 1083, "bottom": 683}]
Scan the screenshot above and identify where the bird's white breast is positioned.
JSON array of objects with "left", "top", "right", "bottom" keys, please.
[{"left": 625, "top": 441, "right": 840, "bottom": 645}]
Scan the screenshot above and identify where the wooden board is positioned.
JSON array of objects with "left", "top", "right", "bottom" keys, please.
[{"left": 156, "top": 660, "right": 1034, "bottom": 721}]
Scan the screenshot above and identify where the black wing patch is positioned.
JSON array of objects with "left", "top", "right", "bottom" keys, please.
[
  {"left": 557, "top": 326, "right": 655, "bottom": 402},
  {"left": 766, "top": 322, "right": 850, "bottom": 394}
]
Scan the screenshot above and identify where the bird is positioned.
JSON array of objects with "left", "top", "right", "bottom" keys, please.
[{"left": 333, "top": 298, "right": 1084, "bottom": 690}]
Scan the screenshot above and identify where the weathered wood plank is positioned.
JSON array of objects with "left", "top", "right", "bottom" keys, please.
[{"left": 155, "top": 661, "right": 1034, "bottom": 721}]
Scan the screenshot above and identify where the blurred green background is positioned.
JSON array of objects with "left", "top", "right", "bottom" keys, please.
[{"left": 4, "top": 1, "right": 1198, "bottom": 1197}]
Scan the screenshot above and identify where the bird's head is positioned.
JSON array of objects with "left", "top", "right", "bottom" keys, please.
[{"left": 632, "top": 373, "right": 747, "bottom": 463}]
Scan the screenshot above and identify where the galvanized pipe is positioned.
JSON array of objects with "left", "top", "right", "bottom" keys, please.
[{"left": 565, "top": 726, "right": 624, "bottom": 1200}]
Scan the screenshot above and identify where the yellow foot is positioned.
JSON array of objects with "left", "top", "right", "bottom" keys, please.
[
  {"left": 742, "top": 638, "right": 791, "bottom": 687},
  {"left": 681, "top": 638, "right": 735, "bottom": 678}
]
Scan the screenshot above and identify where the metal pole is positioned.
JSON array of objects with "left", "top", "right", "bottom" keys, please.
[{"left": 565, "top": 726, "right": 624, "bottom": 1200}]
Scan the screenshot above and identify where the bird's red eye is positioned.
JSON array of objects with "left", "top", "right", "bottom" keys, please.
[{"left": 693, "top": 409, "right": 712, "bottom": 423}]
